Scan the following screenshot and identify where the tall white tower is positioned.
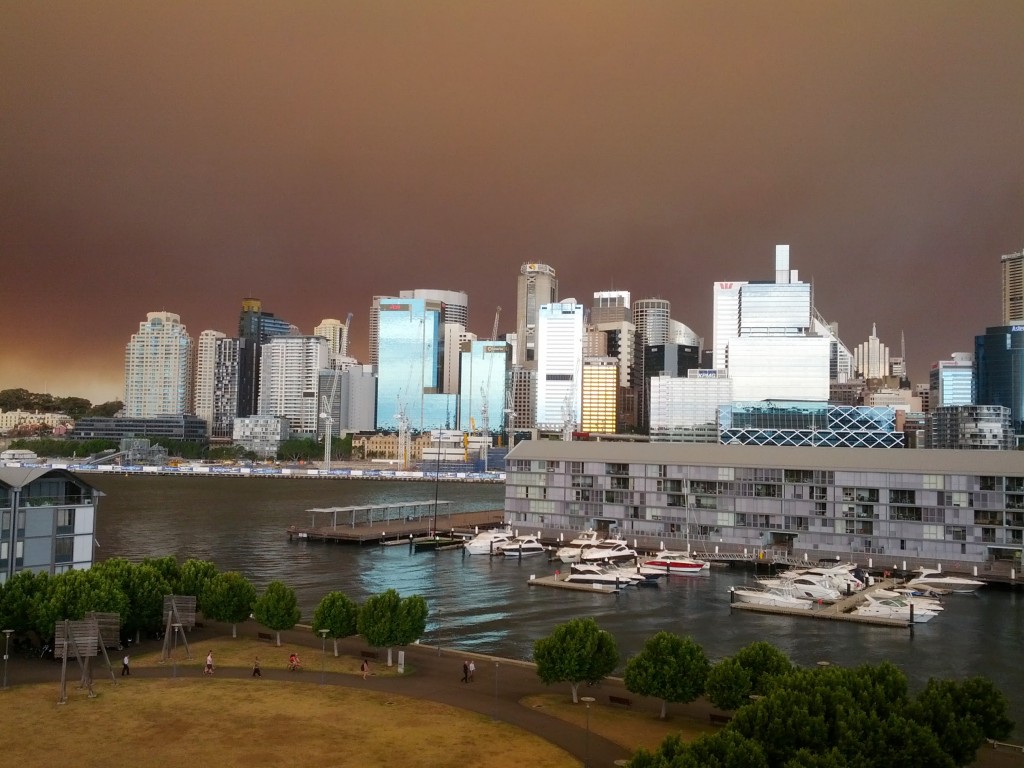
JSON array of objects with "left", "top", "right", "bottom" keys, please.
[
  {"left": 194, "top": 330, "right": 225, "bottom": 429},
  {"left": 257, "top": 335, "right": 329, "bottom": 436},
  {"left": 123, "top": 311, "right": 194, "bottom": 418},
  {"left": 535, "top": 301, "right": 584, "bottom": 430}
]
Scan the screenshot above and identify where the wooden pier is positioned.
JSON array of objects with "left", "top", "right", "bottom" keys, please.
[{"left": 287, "top": 506, "right": 505, "bottom": 545}]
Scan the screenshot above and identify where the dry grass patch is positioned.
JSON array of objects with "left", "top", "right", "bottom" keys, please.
[
  {"left": 521, "top": 693, "right": 714, "bottom": 753},
  {"left": 129, "top": 636, "right": 401, "bottom": 677},
  {"left": 5, "top": 679, "right": 577, "bottom": 768}
]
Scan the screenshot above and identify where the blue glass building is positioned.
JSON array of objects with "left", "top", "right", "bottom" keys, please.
[
  {"left": 458, "top": 340, "right": 509, "bottom": 434},
  {"left": 375, "top": 298, "right": 456, "bottom": 431},
  {"left": 975, "top": 324, "right": 1024, "bottom": 438},
  {"left": 719, "top": 402, "right": 904, "bottom": 448}
]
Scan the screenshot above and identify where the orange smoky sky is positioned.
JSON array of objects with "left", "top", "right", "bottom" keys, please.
[{"left": 1, "top": 2, "right": 1022, "bottom": 403}]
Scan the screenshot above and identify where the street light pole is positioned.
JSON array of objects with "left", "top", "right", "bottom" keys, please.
[
  {"left": 492, "top": 660, "right": 500, "bottom": 721},
  {"left": 319, "top": 629, "right": 329, "bottom": 686},
  {"left": 2, "top": 629, "right": 13, "bottom": 689},
  {"left": 580, "top": 696, "right": 596, "bottom": 768}
]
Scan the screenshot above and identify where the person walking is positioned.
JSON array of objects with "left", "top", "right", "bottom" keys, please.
[
  {"left": 462, "top": 660, "right": 469, "bottom": 683},
  {"left": 205, "top": 651, "right": 215, "bottom": 675},
  {"left": 360, "top": 658, "right": 370, "bottom": 680},
  {"left": 121, "top": 654, "right": 130, "bottom": 676},
  {"left": 468, "top": 660, "right": 476, "bottom": 682},
  {"left": 252, "top": 656, "right": 262, "bottom": 678}
]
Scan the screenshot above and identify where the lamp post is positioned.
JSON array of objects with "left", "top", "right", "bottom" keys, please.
[
  {"left": 580, "top": 696, "right": 596, "bottom": 768},
  {"left": 492, "top": 660, "right": 500, "bottom": 721},
  {"left": 319, "top": 629, "right": 329, "bottom": 686},
  {"left": 3, "top": 629, "right": 13, "bottom": 689}
]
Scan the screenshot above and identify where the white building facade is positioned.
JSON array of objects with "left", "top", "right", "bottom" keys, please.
[
  {"left": 535, "top": 301, "right": 584, "bottom": 431},
  {"left": 123, "top": 311, "right": 194, "bottom": 418},
  {"left": 257, "top": 335, "right": 329, "bottom": 436}
]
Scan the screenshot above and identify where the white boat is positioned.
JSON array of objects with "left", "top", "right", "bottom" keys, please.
[
  {"left": 906, "top": 568, "right": 984, "bottom": 594},
  {"left": 642, "top": 550, "right": 710, "bottom": 575},
  {"left": 579, "top": 538, "right": 637, "bottom": 564},
  {"left": 498, "top": 534, "right": 547, "bottom": 557},
  {"left": 463, "top": 525, "right": 514, "bottom": 555},
  {"left": 758, "top": 574, "right": 842, "bottom": 603},
  {"left": 729, "top": 585, "right": 815, "bottom": 610},
  {"left": 605, "top": 563, "right": 663, "bottom": 586},
  {"left": 554, "top": 530, "right": 602, "bottom": 563},
  {"left": 565, "top": 563, "right": 641, "bottom": 587},
  {"left": 855, "top": 596, "right": 938, "bottom": 623},
  {"left": 872, "top": 588, "right": 944, "bottom": 611}
]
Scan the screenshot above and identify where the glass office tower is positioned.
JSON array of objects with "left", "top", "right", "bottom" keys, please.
[
  {"left": 975, "top": 325, "right": 1024, "bottom": 437},
  {"left": 459, "top": 340, "right": 510, "bottom": 434},
  {"left": 376, "top": 298, "right": 455, "bottom": 431}
]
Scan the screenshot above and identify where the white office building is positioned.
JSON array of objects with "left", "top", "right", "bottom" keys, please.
[
  {"left": 535, "top": 301, "right": 584, "bottom": 431},
  {"left": 258, "top": 335, "right": 328, "bottom": 436},
  {"left": 930, "top": 353, "right": 975, "bottom": 409},
  {"left": 649, "top": 371, "right": 733, "bottom": 443},
  {"left": 123, "top": 311, "right": 194, "bottom": 418}
]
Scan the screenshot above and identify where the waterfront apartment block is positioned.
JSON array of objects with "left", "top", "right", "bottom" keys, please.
[
  {"left": 504, "top": 441, "right": 1023, "bottom": 569},
  {"left": 0, "top": 468, "right": 98, "bottom": 583}
]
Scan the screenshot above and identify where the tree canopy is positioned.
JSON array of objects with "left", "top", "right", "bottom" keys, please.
[
  {"left": 533, "top": 617, "right": 619, "bottom": 703},
  {"left": 356, "top": 589, "right": 428, "bottom": 665},
  {"left": 202, "top": 572, "right": 257, "bottom": 638},
  {"left": 252, "top": 581, "right": 301, "bottom": 646},
  {"left": 624, "top": 631, "right": 710, "bottom": 719},
  {"left": 313, "top": 591, "right": 360, "bottom": 656}
]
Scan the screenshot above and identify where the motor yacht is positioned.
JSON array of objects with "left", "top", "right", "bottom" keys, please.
[
  {"left": 498, "top": 534, "right": 547, "bottom": 557},
  {"left": 578, "top": 538, "right": 638, "bottom": 564},
  {"left": 642, "top": 550, "right": 710, "bottom": 575},
  {"left": 565, "top": 562, "right": 642, "bottom": 587},
  {"left": 854, "top": 596, "right": 938, "bottom": 623},
  {"left": 906, "top": 568, "right": 984, "bottom": 594},
  {"left": 463, "top": 525, "right": 515, "bottom": 556},
  {"left": 757, "top": 574, "right": 842, "bottom": 603},
  {"left": 554, "top": 529, "right": 602, "bottom": 563},
  {"left": 729, "top": 585, "right": 815, "bottom": 610}
]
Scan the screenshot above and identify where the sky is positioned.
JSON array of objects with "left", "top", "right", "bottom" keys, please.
[{"left": 2, "top": 2, "right": 1023, "bottom": 404}]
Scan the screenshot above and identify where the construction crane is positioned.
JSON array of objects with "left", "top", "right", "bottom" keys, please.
[
  {"left": 491, "top": 306, "right": 501, "bottom": 341},
  {"left": 394, "top": 399, "right": 410, "bottom": 470},
  {"left": 504, "top": 383, "right": 518, "bottom": 451},
  {"left": 340, "top": 312, "right": 354, "bottom": 357},
  {"left": 319, "top": 366, "right": 341, "bottom": 471}
]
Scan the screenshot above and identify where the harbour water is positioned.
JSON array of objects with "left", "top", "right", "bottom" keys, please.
[{"left": 90, "top": 474, "right": 1024, "bottom": 735}]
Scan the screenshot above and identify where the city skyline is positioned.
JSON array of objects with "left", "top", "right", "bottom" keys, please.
[{"left": 3, "top": 3, "right": 1023, "bottom": 403}]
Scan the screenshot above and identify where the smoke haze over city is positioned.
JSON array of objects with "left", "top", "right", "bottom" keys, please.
[{"left": 2, "top": 2, "right": 1022, "bottom": 403}]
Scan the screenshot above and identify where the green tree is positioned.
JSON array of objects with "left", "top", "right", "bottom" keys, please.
[
  {"left": 676, "top": 729, "right": 769, "bottom": 768},
  {"left": 142, "top": 555, "right": 181, "bottom": 589},
  {"left": 910, "top": 677, "right": 1014, "bottom": 766},
  {"left": 732, "top": 640, "right": 792, "bottom": 696},
  {"left": 177, "top": 559, "right": 219, "bottom": 610},
  {"left": 706, "top": 657, "right": 753, "bottom": 711},
  {"left": 93, "top": 558, "right": 172, "bottom": 642},
  {"left": 312, "top": 591, "right": 360, "bottom": 656},
  {"left": 56, "top": 397, "right": 92, "bottom": 419},
  {"left": 202, "top": 572, "right": 257, "bottom": 638},
  {"left": 252, "top": 580, "right": 301, "bottom": 646},
  {"left": 87, "top": 400, "right": 123, "bottom": 418},
  {"left": 34, "top": 570, "right": 129, "bottom": 642},
  {"left": 624, "top": 631, "right": 710, "bottom": 719},
  {"left": 533, "top": 617, "right": 619, "bottom": 703},
  {"left": 0, "top": 570, "right": 47, "bottom": 638},
  {"left": 356, "top": 589, "right": 428, "bottom": 667}
]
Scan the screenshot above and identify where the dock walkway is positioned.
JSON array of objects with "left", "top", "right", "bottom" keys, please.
[{"left": 287, "top": 508, "right": 504, "bottom": 544}]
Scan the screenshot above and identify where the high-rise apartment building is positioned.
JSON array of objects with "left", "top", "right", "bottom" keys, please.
[
  {"left": 1002, "top": 249, "right": 1023, "bottom": 324},
  {"left": 375, "top": 298, "right": 455, "bottom": 431},
  {"left": 237, "top": 298, "right": 295, "bottom": 418},
  {"left": 193, "top": 330, "right": 230, "bottom": 436},
  {"left": 257, "top": 335, "right": 328, "bottom": 436},
  {"left": 515, "top": 263, "right": 558, "bottom": 366},
  {"left": 927, "top": 405, "right": 1013, "bottom": 450},
  {"left": 632, "top": 299, "right": 671, "bottom": 346},
  {"left": 123, "top": 311, "right": 194, "bottom": 418},
  {"left": 535, "top": 301, "right": 583, "bottom": 431}
]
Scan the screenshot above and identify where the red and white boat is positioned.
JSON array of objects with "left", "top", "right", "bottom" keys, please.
[{"left": 642, "top": 550, "right": 709, "bottom": 575}]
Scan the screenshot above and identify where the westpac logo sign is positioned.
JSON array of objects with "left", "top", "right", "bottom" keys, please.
[{"left": 718, "top": 282, "right": 735, "bottom": 289}]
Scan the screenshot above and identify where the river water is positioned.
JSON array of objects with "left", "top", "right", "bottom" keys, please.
[{"left": 89, "top": 474, "right": 1024, "bottom": 734}]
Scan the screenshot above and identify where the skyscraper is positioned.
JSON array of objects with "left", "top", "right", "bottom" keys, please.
[
  {"left": 257, "top": 335, "right": 328, "bottom": 436},
  {"left": 375, "top": 297, "right": 455, "bottom": 431},
  {"left": 194, "top": 330, "right": 225, "bottom": 432},
  {"left": 123, "top": 311, "right": 194, "bottom": 418},
  {"left": 459, "top": 340, "right": 509, "bottom": 434},
  {"left": 515, "top": 263, "right": 558, "bottom": 366},
  {"left": 854, "top": 323, "right": 890, "bottom": 380},
  {"left": 1002, "top": 249, "right": 1023, "bottom": 324},
  {"left": 975, "top": 324, "right": 1024, "bottom": 438},
  {"left": 929, "top": 353, "right": 975, "bottom": 409},
  {"left": 535, "top": 301, "right": 583, "bottom": 431},
  {"left": 237, "top": 298, "right": 295, "bottom": 417}
]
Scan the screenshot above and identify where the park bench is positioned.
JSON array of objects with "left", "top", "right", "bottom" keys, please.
[
  {"left": 608, "top": 694, "right": 632, "bottom": 708},
  {"left": 360, "top": 650, "right": 380, "bottom": 660},
  {"left": 257, "top": 632, "right": 273, "bottom": 643},
  {"left": 709, "top": 713, "right": 732, "bottom": 726}
]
